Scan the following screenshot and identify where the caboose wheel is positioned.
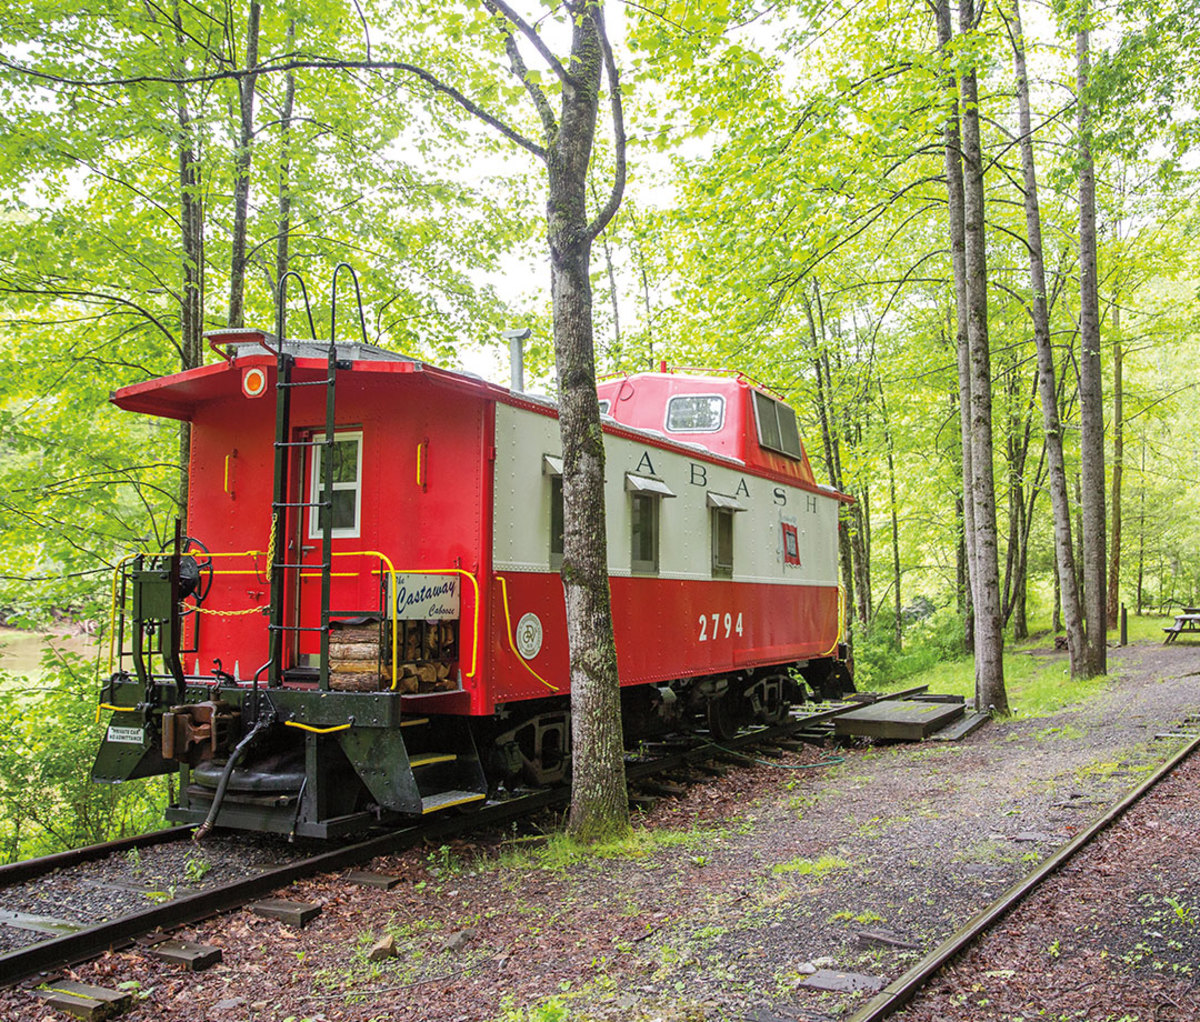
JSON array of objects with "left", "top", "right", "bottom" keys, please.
[{"left": 706, "top": 690, "right": 743, "bottom": 741}]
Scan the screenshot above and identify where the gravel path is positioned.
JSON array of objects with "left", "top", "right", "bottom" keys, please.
[{"left": 4, "top": 639, "right": 1198, "bottom": 1022}]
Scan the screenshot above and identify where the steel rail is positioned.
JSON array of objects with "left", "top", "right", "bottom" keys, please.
[
  {"left": 0, "top": 712, "right": 839, "bottom": 987},
  {"left": 0, "top": 827, "right": 193, "bottom": 888},
  {"left": 0, "top": 786, "right": 565, "bottom": 987},
  {"left": 847, "top": 731, "right": 1200, "bottom": 1022}
]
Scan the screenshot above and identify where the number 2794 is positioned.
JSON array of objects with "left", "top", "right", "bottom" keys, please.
[{"left": 698, "top": 612, "right": 744, "bottom": 641}]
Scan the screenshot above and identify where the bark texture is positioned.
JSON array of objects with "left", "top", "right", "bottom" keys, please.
[
  {"left": 948, "top": 0, "right": 1008, "bottom": 713},
  {"left": 275, "top": 24, "right": 297, "bottom": 298},
  {"left": 228, "top": 1, "right": 261, "bottom": 329},
  {"left": 1076, "top": 18, "right": 1108, "bottom": 676},
  {"left": 1007, "top": 0, "right": 1086, "bottom": 675},
  {"left": 532, "top": 3, "right": 629, "bottom": 842},
  {"left": 173, "top": 0, "right": 204, "bottom": 522},
  {"left": 1107, "top": 302, "right": 1123, "bottom": 628},
  {"left": 937, "top": 0, "right": 976, "bottom": 656}
]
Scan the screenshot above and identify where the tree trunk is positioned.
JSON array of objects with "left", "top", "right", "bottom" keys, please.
[
  {"left": 1076, "top": 16, "right": 1107, "bottom": 676},
  {"left": 275, "top": 24, "right": 296, "bottom": 301},
  {"left": 804, "top": 290, "right": 856, "bottom": 672},
  {"left": 544, "top": 8, "right": 628, "bottom": 844},
  {"left": 958, "top": 0, "right": 1008, "bottom": 713},
  {"left": 879, "top": 382, "right": 902, "bottom": 647},
  {"left": 228, "top": 1, "right": 261, "bottom": 329},
  {"left": 937, "top": 1, "right": 976, "bottom": 655},
  {"left": 1107, "top": 300, "right": 1123, "bottom": 626},
  {"left": 173, "top": 0, "right": 204, "bottom": 522},
  {"left": 1136, "top": 440, "right": 1145, "bottom": 614},
  {"left": 1005, "top": 0, "right": 1087, "bottom": 673}
]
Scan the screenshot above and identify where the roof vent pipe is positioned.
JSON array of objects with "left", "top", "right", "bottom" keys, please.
[{"left": 503, "top": 327, "right": 531, "bottom": 393}]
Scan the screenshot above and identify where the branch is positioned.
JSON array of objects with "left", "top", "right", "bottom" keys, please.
[
  {"left": 487, "top": 0, "right": 572, "bottom": 85},
  {"left": 0, "top": 55, "right": 549, "bottom": 160},
  {"left": 493, "top": 11, "right": 558, "bottom": 141},
  {"left": 586, "top": 5, "right": 626, "bottom": 240}
]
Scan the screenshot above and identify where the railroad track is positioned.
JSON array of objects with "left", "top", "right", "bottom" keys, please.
[
  {"left": 0, "top": 705, "right": 851, "bottom": 989},
  {"left": 846, "top": 727, "right": 1200, "bottom": 1022}
]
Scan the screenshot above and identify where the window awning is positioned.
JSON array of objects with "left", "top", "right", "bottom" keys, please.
[
  {"left": 706, "top": 492, "right": 747, "bottom": 512},
  {"left": 625, "top": 473, "right": 676, "bottom": 498},
  {"left": 542, "top": 454, "right": 563, "bottom": 477}
]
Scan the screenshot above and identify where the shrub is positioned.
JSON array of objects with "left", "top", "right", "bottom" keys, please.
[{"left": 0, "top": 648, "right": 166, "bottom": 862}]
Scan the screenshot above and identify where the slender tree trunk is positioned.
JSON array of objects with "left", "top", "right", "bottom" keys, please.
[
  {"left": 228, "top": 1, "right": 262, "bottom": 328},
  {"left": 1076, "top": 15, "right": 1107, "bottom": 675},
  {"left": 879, "top": 382, "right": 902, "bottom": 646},
  {"left": 1006, "top": 0, "right": 1086, "bottom": 671},
  {"left": 959, "top": 0, "right": 1008, "bottom": 713},
  {"left": 172, "top": 0, "right": 204, "bottom": 522},
  {"left": 804, "top": 291, "right": 856, "bottom": 672},
  {"left": 1136, "top": 440, "right": 1145, "bottom": 614},
  {"left": 275, "top": 23, "right": 296, "bottom": 300},
  {"left": 1107, "top": 300, "right": 1123, "bottom": 626},
  {"left": 937, "top": 1, "right": 977, "bottom": 655}
]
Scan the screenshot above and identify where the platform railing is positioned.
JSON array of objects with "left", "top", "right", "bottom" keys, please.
[{"left": 105, "top": 551, "right": 479, "bottom": 691}]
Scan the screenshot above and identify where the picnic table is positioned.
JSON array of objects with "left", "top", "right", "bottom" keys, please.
[{"left": 1163, "top": 610, "right": 1200, "bottom": 643}]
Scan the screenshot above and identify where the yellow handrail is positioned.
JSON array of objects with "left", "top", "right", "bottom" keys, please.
[
  {"left": 819, "top": 584, "right": 845, "bottom": 658},
  {"left": 363, "top": 559, "right": 481, "bottom": 684},
  {"left": 495, "top": 575, "right": 559, "bottom": 692},
  {"left": 107, "top": 546, "right": 481, "bottom": 694},
  {"left": 284, "top": 720, "right": 352, "bottom": 734}
]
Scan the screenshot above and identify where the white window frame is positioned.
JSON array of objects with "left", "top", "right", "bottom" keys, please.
[
  {"left": 664, "top": 393, "right": 725, "bottom": 434},
  {"left": 307, "top": 430, "right": 363, "bottom": 540}
]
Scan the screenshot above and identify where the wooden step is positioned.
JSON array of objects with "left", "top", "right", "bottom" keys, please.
[
  {"left": 420, "top": 790, "right": 486, "bottom": 814},
  {"left": 930, "top": 710, "right": 991, "bottom": 741}
]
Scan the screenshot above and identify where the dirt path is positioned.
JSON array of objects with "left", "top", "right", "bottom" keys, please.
[{"left": 7, "top": 639, "right": 1200, "bottom": 1022}]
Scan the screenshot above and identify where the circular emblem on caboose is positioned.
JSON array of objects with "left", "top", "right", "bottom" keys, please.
[
  {"left": 516, "top": 613, "right": 544, "bottom": 659},
  {"left": 242, "top": 366, "right": 268, "bottom": 398}
]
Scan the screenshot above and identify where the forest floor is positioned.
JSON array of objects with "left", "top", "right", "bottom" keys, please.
[{"left": 7, "top": 637, "right": 1200, "bottom": 1022}]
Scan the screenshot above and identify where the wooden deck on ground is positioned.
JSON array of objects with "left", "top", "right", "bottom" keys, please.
[{"left": 833, "top": 698, "right": 966, "bottom": 740}]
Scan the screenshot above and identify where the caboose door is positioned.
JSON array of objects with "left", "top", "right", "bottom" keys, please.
[{"left": 292, "top": 427, "right": 375, "bottom": 666}]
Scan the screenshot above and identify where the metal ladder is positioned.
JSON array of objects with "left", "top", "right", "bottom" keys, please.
[{"left": 265, "top": 265, "right": 369, "bottom": 690}]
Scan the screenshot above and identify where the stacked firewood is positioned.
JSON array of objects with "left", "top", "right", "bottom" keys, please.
[
  {"left": 328, "top": 620, "right": 458, "bottom": 693},
  {"left": 329, "top": 624, "right": 384, "bottom": 691}
]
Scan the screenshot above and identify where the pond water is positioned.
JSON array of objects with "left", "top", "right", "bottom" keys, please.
[{"left": 0, "top": 627, "right": 100, "bottom": 677}]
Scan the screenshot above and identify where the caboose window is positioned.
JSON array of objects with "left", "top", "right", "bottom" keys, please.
[
  {"left": 550, "top": 476, "right": 564, "bottom": 568},
  {"left": 666, "top": 394, "right": 724, "bottom": 433},
  {"left": 308, "top": 431, "right": 362, "bottom": 539},
  {"left": 753, "top": 391, "right": 803, "bottom": 460},
  {"left": 711, "top": 508, "right": 734, "bottom": 577},
  {"left": 707, "top": 492, "right": 745, "bottom": 578},
  {"left": 630, "top": 493, "right": 660, "bottom": 574},
  {"left": 543, "top": 454, "right": 564, "bottom": 569}
]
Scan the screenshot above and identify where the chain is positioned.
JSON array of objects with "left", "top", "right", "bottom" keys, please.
[{"left": 187, "top": 518, "right": 277, "bottom": 618}]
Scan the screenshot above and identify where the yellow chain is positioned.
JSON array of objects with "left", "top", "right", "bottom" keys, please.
[
  {"left": 186, "top": 518, "right": 277, "bottom": 617},
  {"left": 266, "top": 512, "right": 278, "bottom": 585},
  {"left": 190, "top": 604, "right": 266, "bottom": 617}
]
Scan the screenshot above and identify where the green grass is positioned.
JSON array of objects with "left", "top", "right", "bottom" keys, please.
[
  {"left": 770, "top": 854, "right": 850, "bottom": 878},
  {"left": 496, "top": 824, "right": 716, "bottom": 872},
  {"left": 870, "top": 618, "right": 1179, "bottom": 720}
]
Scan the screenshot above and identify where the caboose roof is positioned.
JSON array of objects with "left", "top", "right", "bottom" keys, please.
[{"left": 112, "top": 329, "right": 850, "bottom": 500}]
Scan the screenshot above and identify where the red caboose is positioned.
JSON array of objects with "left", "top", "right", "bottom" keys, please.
[{"left": 94, "top": 328, "right": 850, "bottom": 837}]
